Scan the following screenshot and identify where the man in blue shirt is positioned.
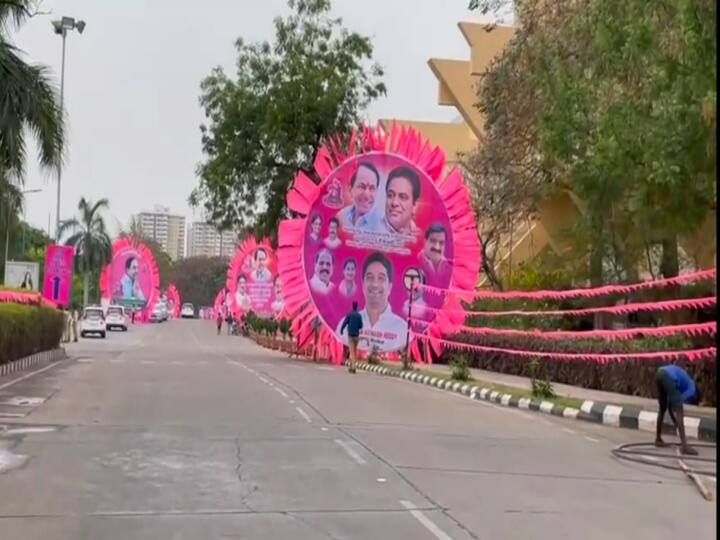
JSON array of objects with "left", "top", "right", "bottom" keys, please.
[
  {"left": 340, "top": 301, "right": 363, "bottom": 373},
  {"left": 655, "top": 364, "right": 701, "bottom": 455}
]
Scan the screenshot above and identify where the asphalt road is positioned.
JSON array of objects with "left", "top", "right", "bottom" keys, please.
[{"left": 0, "top": 320, "right": 715, "bottom": 539}]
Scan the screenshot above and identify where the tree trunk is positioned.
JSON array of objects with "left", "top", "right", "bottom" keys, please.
[
  {"left": 589, "top": 217, "right": 606, "bottom": 329},
  {"left": 660, "top": 236, "right": 682, "bottom": 324},
  {"left": 83, "top": 272, "right": 90, "bottom": 307}
]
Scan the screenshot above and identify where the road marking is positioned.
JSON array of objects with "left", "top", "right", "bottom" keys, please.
[
  {"left": 334, "top": 439, "right": 367, "bottom": 465},
  {"left": 0, "top": 361, "right": 62, "bottom": 391},
  {"left": 227, "top": 360, "right": 241, "bottom": 366},
  {"left": 295, "top": 407, "right": 312, "bottom": 423},
  {"left": 562, "top": 428, "right": 576, "bottom": 434},
  {"left": 110, "top": 359, "right": 125, "bottom": 364},
  {"left": 376, "top": 477, "right": 387, "bottom": 483},
  {"left": 289, "top": 400, "right": 296, "bottom": 404},
  {"left": 585, "top": 436, "right": 600, "bottom": 443},
  {"left": 274, "top": 387, "right": 289, "bottom": 398},
  {"left": 172, "top": 361, "right": 184, "bottom": 365},
  {"left": 141, "top": 360, "right": 154, "bottom": 365},
  {"left": 317, "top": 366, "right": 334, "bottom": 371},
  {"left": 399, "top": 500, "right": 453, "bottom": 540},
  {"left": 258, "top": 376, "right": 269, "bottom": 384}
]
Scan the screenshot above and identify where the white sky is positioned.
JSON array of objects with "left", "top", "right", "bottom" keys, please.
[{"left": 10, "top": 0, "right": 499, "bottom": 237}]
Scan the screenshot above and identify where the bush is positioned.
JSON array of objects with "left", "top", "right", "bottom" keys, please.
[
  {"left": 0, "top": 304, "right": 65, "bottom": 365},
  {"left": 528, "top": 359, "right": 557, "bottom": 399},
  {"left": 449, "top": 353, "right": 471, "bottom": 382}
]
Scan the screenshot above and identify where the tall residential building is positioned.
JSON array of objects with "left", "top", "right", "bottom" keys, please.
[
  {"left": 136, "top": 205, "right": 186, "bottom": 261},
  {"left": 187, "top": 222, "right": 237, "bottom": 258}
]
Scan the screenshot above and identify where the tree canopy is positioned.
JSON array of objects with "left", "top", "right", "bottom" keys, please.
[{"left": 190, "top": 0, "right": 385, "bottom": 239}]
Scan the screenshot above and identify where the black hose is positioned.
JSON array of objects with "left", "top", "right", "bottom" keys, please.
[{"left": 612, "top": 442, "right": 717, "bottom": 477}]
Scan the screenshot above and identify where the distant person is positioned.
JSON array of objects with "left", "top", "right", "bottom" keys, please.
[
  {"left": 337, "top": 161, "right": 381, "bottom": 230},
  {"left": 309, "top": 249, "right": 335, "bottom": 294},
  {"left": 339, "top": 258, "right": 357, "bottom": 297},
  {"left": 324, "top": 217, "right": 342, "bottom": 249},
  {"left": 216, "top": 309, "right": 223, "bottom": 335},
  {"left": 20, "top": 271, "right": 33, "bottom": 290},
  {"left": 309, "top": 214, "right": 323, "bottom": 242},
  {"left": 251, "top": 248, "right": 271, "bottom": 282},
  {"left": 419, "top": 222, "right": 452, "bottom": 282},
  {"left": 119, "top": 256, "right": 145, "bottom": 300},
  {"left": 378, "top": 166, "right": 420, "bottom": 236},
  {"left": 655, "top": 365, "right": 701, "bottom": 455},
  {"left": 234, "top": 274, "right": 252, "bottom": 311},
  {"left": 340, "top": 301, "right": 363, "bottom": 373}
]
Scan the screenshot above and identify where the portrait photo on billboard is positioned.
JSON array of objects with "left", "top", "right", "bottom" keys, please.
[
  {"left": 4, "top": 261, "right": 40, "bottom": 291},
  {"left": 108, "top": 246, "right": 154, "bottom": 307},
  {"left": 302, "top": 153, "right": 454, "bottom": 353},
  {"left": 227, "top": 238, "right": 281, "bottom": 318}
]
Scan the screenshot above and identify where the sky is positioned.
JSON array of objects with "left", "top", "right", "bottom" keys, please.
[{"left": 11, "top": 0, "right": 500, "bottom": 238}]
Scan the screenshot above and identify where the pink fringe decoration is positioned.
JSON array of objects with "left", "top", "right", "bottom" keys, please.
[
  {"left": 0, "top": 290, "right": 57, "bottom": 309},
  {"left": 423, "top": 268, "right": 716, "bottom": 301},
  {"left": 278, "top": 122, "right": 481, "bottom": 364},
  {"left": 413, "top": 334, "right": 717, "bottom": 364},
  {"left": 166, "top": 284, "right": 181, "bottom": 319}
]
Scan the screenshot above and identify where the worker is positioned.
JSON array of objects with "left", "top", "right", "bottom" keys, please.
[{"left": 655, "top": 364, "right": 701, "bottom": 455}]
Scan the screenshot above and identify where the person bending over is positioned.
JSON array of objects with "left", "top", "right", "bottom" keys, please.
[{"left": 655, "top": 364, "right": 701, "bottom": 455}]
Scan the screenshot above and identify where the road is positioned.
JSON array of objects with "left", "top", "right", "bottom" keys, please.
[{"left": 0, "top": 320, "right": 715, "bottom": 539}]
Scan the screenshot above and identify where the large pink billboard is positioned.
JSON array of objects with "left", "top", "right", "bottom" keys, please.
[
  {"left": 100, "top": 238, "right": 159, "bottom": 310},
  {"left": 302, "top": 153, "right": 454, "bottom": 353},
  {"left": 227, "top": 237, "right": 282, "bottom": 318},
  {"left": 42, "top": 244, "right": 74, "bottom": 306}
]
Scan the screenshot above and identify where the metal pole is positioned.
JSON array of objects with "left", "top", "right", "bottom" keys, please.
[
  {"left": 55, "top": 31, "right": 67, "bottom": 242},
  {"left": 404, "top": 280, "right": 415, "bottom": 357}
]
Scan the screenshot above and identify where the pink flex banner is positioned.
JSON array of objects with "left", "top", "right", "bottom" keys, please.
[{"left": 42, "top": 244, "right": 74, "bottom": 306}]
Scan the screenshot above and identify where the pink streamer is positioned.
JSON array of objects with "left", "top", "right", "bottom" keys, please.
[{"left": 412, "top": 334, "right": 717, "bottom": 363}]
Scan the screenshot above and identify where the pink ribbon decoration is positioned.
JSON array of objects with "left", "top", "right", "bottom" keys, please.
[
  {"left": 422, "top": 268, "right": 716, "bottom": 301},
  {"left": 412, "top": 333, "right": 717, "bottom": 363},
  {"left": 411, "top": 319, "right": 717, "bottom": 341},
  {"left": 421, "top": 296, "right": 717, "bottom": 318}
]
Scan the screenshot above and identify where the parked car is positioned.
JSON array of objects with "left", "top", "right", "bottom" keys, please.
[
  {"left": 181, "top": 303, "right": 195, "bottom": 319},
  {"left": 106, "top": 305, "right": 128, "bottom": 331},
  {"left": 150, "top": 303, "right": 166, "bottom": 323},
  {"left": 80, "top": 306, "right": 106, "bottom": 338}
]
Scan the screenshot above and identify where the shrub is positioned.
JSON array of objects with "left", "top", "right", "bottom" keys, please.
[
  {"left": 0, "top": 304, "right": 65, "bottom": 365},
  {"left": 279, "top": 318, "right": 291, "bottom": 339},
  {"left": 450, "top": 353, "right": 471, "bottom": 382},
  {"left": 528, "top": 359, "right": 557, "bottom": 399}
]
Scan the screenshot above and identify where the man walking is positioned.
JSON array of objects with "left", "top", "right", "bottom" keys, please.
[
  {"left": 340, "top": 301, "right": 363, "bottom": 373},
  {"left": 655, "top": 364, "right": 701, "bottom": 455}
]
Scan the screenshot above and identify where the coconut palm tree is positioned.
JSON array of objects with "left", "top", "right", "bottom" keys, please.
[
  {"left": 0, "top": 1, "right": 64, "bottom": 180},
  {"left": 59, "top": 197, "right": 112, "bottom": 306}
]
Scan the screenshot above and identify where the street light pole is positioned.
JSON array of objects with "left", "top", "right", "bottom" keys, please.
[{"left": 52, "top": 16, "right": 86, "bottom": 242}]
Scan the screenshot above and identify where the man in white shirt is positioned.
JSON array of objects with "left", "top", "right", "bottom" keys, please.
[
  {"left": 309, "top": 248, "right": 335, "bottom": 293},
  {"left": 252, "top": 248, "right": 272, "bottom": 282},
  {"left": 336, "top": 251, "right": 408, "bottom": 352},
  {"left": 377, "top": 166, "right": 420, "bottom": 236},
  {"left": 336, "top": 161, "right": 381, "bottom": 231},
  {"left": 323, "top": 217, "right": 342, "bottom": 249},
  {"left": 234, "top": 274, "right": 252, "bottom": 311}
]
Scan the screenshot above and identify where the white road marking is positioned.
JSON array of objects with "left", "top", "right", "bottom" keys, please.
[
  {"left": 0, "top": 361, "right": 62, "bottom": 391},
  {"left": 227, "top": 360, "right": 241, "bottom": 366},
  {"left": 562, "top": 428, "right": 576, "bottom": 434},
  {"left": 258, "top": 376, "right": 269, "bottom": 384},
  {"left": 399, "top": 500, "right": 453, "bottom": 540},
  {"left": 289, "top": 400, "right": 296, "bottom": 404},
  {"left": 334, "top": 439, "right": 367, "bottom": 465},
  {"left": 320, "top": 427, "right": 329, "bottom": 432},
  {"left": 110, "top": 359, "right": 125, "bottom": 364},
  {"left": 317, "top": 366, "right": 334, "bottom": 371},
  {"left": 376, "top": 477, "right": 387, "bottom": 483},
  {"left": 295, "top": 407, "right": 312, "bottom": 423},
  {"left": 585, "top": 436, "right": 600, "bottom": 443},
  {"left": 274, "top": 387, "right": 289, "bottom": 398}
]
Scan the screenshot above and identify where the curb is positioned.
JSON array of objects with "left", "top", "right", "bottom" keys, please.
[
  {"left": 0, "top": 348, "right": 67, "bottom": 378},
  {"left": 353, "top": 362, "right": 716, "bottom": 442}
]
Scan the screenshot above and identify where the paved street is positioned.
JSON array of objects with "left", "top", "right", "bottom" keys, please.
[{"left": 0, "top": 320, "right": 715, "bottom": 539}]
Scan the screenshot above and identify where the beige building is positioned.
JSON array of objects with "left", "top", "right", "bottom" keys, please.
[
  {"left": 137, "top": 206, "right": 186, "bottom": 261},
  {"left": 187, "top": 222, "right": 236, "bottom": 258},
  {"left": 380, "top": 22, "right": 715, "bottom": 285}
]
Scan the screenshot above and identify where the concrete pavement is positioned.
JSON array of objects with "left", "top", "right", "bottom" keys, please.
[{"left": 0, "top": 320, "right": 715, "bottom": 539}]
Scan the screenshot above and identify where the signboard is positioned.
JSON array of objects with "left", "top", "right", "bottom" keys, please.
[
  {"left": 227, "top": 238, "right": 282, "bottom": 318},
  {"left": 42, "top": 245, "right": 74, "bottom": 306},
  {"left": 100, "top": 239, "right": 159, "bottom": 310},
  {"left": 4, "top": 260, "right": 40, "bottom": 291}
]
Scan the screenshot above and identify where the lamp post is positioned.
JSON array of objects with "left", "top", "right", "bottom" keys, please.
[{"left": 52, "top": 16, "right": 86, "bottom": 242}]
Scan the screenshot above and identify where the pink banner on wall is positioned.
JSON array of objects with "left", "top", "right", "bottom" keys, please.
[
  {"left": 227, "top": 238, "right": 281, "bottom": 318},
  {"left": 42, "top": 244, "right": 74, "bottom": 306}
]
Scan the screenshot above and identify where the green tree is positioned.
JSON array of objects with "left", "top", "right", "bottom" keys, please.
[
  {"left": 172, "top": 256, "right": 228, "bottom": 308},
  {"left": 190, "top": 0, "right": 385, "bottom": 238},
  {"left": 59, "top": 198, "right": 112, "bottom": 306}
]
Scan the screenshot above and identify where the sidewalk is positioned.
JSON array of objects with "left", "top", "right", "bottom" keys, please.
[{"left": 412, "top": 363, "right": 716, "bottom": 419}]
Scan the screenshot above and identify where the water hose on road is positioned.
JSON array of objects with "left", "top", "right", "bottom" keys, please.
[{"left": 612, "top": 442, "right": 716, "bottom": 501}]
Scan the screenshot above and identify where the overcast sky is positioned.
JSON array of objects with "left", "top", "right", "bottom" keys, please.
[{"left": 11, "top": 0, "right": 499, "bottom": 237}]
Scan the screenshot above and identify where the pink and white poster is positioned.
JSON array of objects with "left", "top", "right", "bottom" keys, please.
[
  {"left": 42, "top": 244, "right": 74, "bottom": 306},
  {"left": 100, "top": 238, "right": 160, "bottom": 311},
  {"left": 227, "top": 238, "right": 282, "bottom": 318},
  {"left": 302, "top": 153, "right": 454, "bottom": 353}
]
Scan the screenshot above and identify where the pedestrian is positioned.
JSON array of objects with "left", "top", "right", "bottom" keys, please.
[
  {"left": 216, "top": 310, "right": 223, "bottom": 335},
  {"left": 655, "top": 364, "right": 701, "bottom": 455},
  {"left": 311, "top": 316, "right": 322, "bottom": 362},
  {"left": 340, "top": 301, "right": 363, "bottom": 374}
]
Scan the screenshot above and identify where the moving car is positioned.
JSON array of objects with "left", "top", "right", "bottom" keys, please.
[
  {"left": 80, "top": 306, "right": 106, "bottom": 338},
  {"left": 181, "top": 303, "right": 195, "bottom": 319},
  {"left": 149, "top": 302, "right": 167, "bottom": 323},
  {"left": 106, "top": 305, "right": 128, "bottom": 331}
]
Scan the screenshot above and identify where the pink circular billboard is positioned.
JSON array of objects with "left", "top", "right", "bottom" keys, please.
[
  {"left": 302, "top": 153, "right": 454, "bottom": 353},
  {"left": 227, "top": 238, "right": 282, "bottom": 318},
  {"left": 100, "top": 238, "right": 159, "bottom": 310}
]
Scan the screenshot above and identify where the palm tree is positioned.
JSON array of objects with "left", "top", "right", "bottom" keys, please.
[
  {"left": 59, "top": 197, "right": 112, "bottom": 306},
  {"left": 0, "top": 1, "right": 64, "bottom": 180}
]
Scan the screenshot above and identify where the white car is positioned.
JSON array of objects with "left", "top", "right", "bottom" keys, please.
[
  {"left": 106, "top": 305, "right": 128, "bottom": 331},
  {"left": 80, "top": 306, "right": 107, "bottom": 338},
  {"left": 150, "top": 303, "right": 166, "bottom": 323},
  {"left": 181, "top": 303, "right": 195, "bottom": 319}
]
